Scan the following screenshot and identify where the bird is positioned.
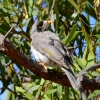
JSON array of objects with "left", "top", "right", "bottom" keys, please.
[{"left": 30, "top": 20, "right": 79, "bottom": 90}]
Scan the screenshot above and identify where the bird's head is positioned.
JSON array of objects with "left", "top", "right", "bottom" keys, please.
[{"left": 30, "top": 20, "right": 51, "bottom": 36}]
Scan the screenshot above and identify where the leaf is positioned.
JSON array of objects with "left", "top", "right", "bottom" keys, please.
[
  {"left": 46, "top": 89, "right": 57, "bottom": 94},
  {"left": 93, "top": 34, "right": 100, "bottom": 39},
  {"left": 33, "top": 0, "right": 42, "bottom": 9},
  {"left": 29, "top": 0, "right": 34, "bottom": 7},
  {"left": 32, "top": 10, "right": 39, "bottom": 15},
  {"left": 94, "top": 90, "right": 100, "bottom": 96},
  {"left": 67, "top": 0, "right": 79, "bottom": 12},
  {"left": 35, "top": 0, "right": 42, "bottom": 5},
  {"left": 74, "top": 56, "right": 86, "bottom": 68},
  {"left": 92, "top": 71, "right": 100, "bottom": 76},
  {"left": 83, "top": 28, "right": 93, "bottom": 53},
  {"left": 86, "top": 51, "right": 94, "bottom": 67},
  {"left": 88, "top": 90, "right": 100, "bottom": 99},
  {"left": 88, "top": 93, "right": 95, "bottom": 99},
  {"left": 62, "top": 24, "right": 79, "bottom": 45},
  {"left": 92, "top": 26, "right": 100, "bottom": 35},
  {"left": 80, "top": 14, "right": 90, "bottom": 34},
  {"left": 22, "top": 3, "right": 28, "bottom": 19},
  {"left": 57, "top": 85, "right": 62, "bottom": 95},
  {"left": 16, "top": 87, "right": 26, "bottom": 93},
  {"left": 3, "top": 0, "right": 8, "bottom": 8},
  {"left": 27, "top": 82, "right": 35, "bottom": 88},
  {"left": 31, "top": 85, "right": 40, "bottom": 91},
  {"left": 23, "top": 93, "right": 34, "bottom": 99},
  {"left": 14, "top": 74, "right": 20, "bottom": 85},
  {"left": 0, "top": 23, "right": 10, "bottom": 34},
  {"left": 85, "top": 1, "right": 97, "bottom": 19},
  {"left": 83, "top": 46, "right": 87, "bottom": 59}
]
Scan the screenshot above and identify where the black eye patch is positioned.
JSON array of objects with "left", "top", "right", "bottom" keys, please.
[{"left": 37, "top": 21, "right": 43, "bottom": 28}]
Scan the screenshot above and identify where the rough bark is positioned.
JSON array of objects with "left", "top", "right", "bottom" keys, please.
[{"left": 0, "top": 34, "right": 100, "bottom": 91}]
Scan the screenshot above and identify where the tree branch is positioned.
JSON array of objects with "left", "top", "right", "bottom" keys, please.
[
  {"left": 0, "top": 34, "right": 100, "bottom": 91},
  {"left": 4, "top": 24, "right": 16, "bottom": 41},
  {"left": 47, "top": 0, "right": 56, "bottom": 20}
]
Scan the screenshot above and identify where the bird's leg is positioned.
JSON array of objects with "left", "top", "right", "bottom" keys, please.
[{"left": 39, "top": 62, "right": 47, "bottom": 70}]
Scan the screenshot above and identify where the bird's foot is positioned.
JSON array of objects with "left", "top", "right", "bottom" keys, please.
[{"left": 39, "top": 62, "right": 47, "bottom": 70}]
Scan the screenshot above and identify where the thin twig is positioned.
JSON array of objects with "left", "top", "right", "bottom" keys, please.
[
  {"left": 4, "top": 24, "right": 16, "bottom": 40},
  {"left": 47, "top": 0, "right": 56, "bottom": 20},
  {"left": 76, "top": 64, "right": 100, "bottom": 100},
  {"left": 78, "top": 64, "right": 100, "bottom": 76}
]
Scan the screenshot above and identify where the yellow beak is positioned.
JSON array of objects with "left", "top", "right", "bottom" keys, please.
[{"left": 47, "top": 20, "right": 52, "bottom": 25}]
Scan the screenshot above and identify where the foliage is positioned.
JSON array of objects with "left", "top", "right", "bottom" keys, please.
[{"left": 0, "top": 0, "right": 100, "bottom": 99}]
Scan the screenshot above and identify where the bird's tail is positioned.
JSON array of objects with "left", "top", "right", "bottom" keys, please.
[{"left": 62, "top": 68, "right": 79, "bottom": 90}]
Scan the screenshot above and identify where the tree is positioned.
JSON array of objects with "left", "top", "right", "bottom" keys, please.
[{"left": 0, "top": 0, "right": 100, "bottom": 100}]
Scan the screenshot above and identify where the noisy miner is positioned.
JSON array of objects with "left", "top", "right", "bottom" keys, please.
[{"left": 30, "top": 21, "right": 78, "bottom": 90}]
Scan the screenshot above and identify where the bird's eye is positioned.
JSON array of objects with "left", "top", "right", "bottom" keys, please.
[
  {"left": 37, "top": 21, "right": 43, "bottom": 28},
  {"left": 38, "top": 26, "right": 42, "bottom": 28}
]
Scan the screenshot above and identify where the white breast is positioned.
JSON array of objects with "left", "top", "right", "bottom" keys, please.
[{"left": 31, "top": 46, "right": 49, "bottom": 63}]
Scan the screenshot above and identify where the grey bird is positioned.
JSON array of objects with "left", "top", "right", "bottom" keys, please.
[{"left": 30, "top": 21, "right": 79, "bottom": 90}]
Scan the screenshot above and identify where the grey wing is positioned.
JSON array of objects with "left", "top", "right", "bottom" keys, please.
[{"left": 34, "top": 37, "right": 72, "bottom": 68}]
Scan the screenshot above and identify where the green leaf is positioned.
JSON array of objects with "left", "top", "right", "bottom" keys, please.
[
  {"left": 84, "top": 1, "right": 97, "bottom": 19},
  {"left": 27, "top": 82, "right": 35, "bottom": 88},
  {"left": 80, "top": 14, "right": 90, "bottom": 32},
  {"left": 74, "top": 56, "right": 86, "bottom": 68},
  {"left": 3, "top": 0, "right": 8, "bottom": 8},
  {"left": 88, "top": 90, "right": 100, "bottom": 99},
  {"left": 92, "top": 71, "right": 100, "bottom": 76},
  {"left": 32, "top": 10, "right": 39, "bottom": 15},
  {"left": 67, "top": 0, "right": 79, "bottom": 12},
  {"left": 83, "top": 28, "right": 93, "bottom": 52},
  {"left": 14, "top": 74, "right": 20, "bottom": 85},
  {"left": 57, "top": 85, "right": 62, "bottom": 95},
  {"left": 16, "top": 86, "right": 26, "bottom": 93},
  {"left": 23, "top": 93, "right": 34, "bottom": 99},
  {"left": 31, "top": 85, "right": 40, "bottom": 91},
  {"left": 46, "top": 89, "right": 57, "bottom": 94},
  {"left": 94, "top": 90, "right": 100, "bottom": 96},
  {"left": 88, "top": 93, "right": 95, "bottom": 99},
  {"left": 29, "top": 0, "right": 34, "bottom": 7},
  {"left": 62, "top": 24, "right": 79, "bottom": 44},
  {"left": 86, "top": 51, "right": 94, "bottom": 67},
  {"left": 83, "top": 46, "right": 87, "bottom": 59},
  {"left": 93, "top": 34, "right": 100, "bottom": 39}
]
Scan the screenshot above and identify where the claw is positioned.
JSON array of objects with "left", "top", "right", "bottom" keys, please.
[{"left": 39, "top": 62, "right": 47, "bottom": 70}]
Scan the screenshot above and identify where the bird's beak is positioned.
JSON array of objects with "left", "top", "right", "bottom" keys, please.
[
  {"left": 44, "top": 20, "right": 52, "bottom": 26},
  {"left": 47, "top": 20, "right": 52, "bottom": 25}
]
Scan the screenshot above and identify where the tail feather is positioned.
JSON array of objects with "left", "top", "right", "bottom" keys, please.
[{"left": 62, "top": 68, "right": 79, "bottom": 90}]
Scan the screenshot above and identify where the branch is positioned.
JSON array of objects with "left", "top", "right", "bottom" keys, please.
[
  {"left": 4, "top": 24, "right": 16, "bottom": 41},
  {"left": 47, "top": 0, "right": 56, "bottom": 20},
  {"left": 0, "top": 34, "right": 100, "bottom": 91},
  {"left": 78, "top": 64, "right": 100, "bottom": 76}
]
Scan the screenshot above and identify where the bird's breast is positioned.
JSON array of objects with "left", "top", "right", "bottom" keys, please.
[{"left": 31, "top": 46, "right": 49, "bottom": 63}]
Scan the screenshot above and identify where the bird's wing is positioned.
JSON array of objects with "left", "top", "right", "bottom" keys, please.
[{"left": 32, "top": 32, "right": 72, "bottom": 68}]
